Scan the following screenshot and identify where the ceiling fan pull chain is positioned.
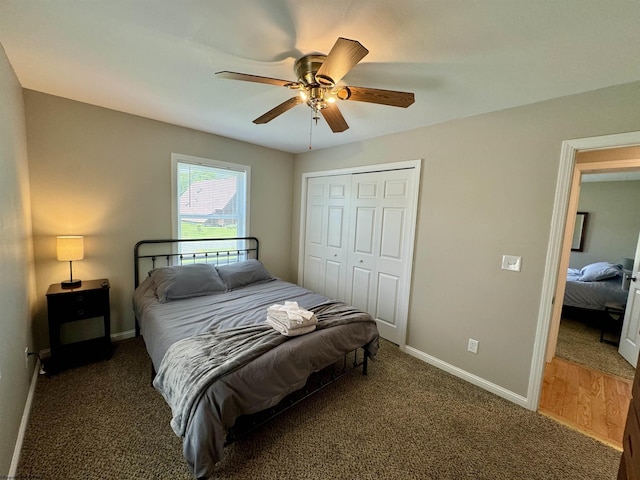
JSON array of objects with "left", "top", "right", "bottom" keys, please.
[{"left": 309, "top": 107, "right": 313, "bottom": 150}]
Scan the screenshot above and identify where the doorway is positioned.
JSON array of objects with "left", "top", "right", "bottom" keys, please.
[
  {"left": 539, "top": 168, "right": 640, "bottom": 448},
  {"left": 552, "top": 171, "right": 640, "bottom": 378},
  {"left": 545, "top": 145, "right": 640, "bottom": 367},
  {"left": 528, "top": 132, "right": 640, "bottom": 415},
  {"left": 530, "top": 133, "right": 640, "bottom": 447}
]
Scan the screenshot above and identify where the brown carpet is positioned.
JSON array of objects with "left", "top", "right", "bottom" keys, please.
[
  {"left": 556, "top": 315, "right": 635, "bottom": 380},
  {"left": 17, "top": 337, "right": 621, "bottom": 479}
]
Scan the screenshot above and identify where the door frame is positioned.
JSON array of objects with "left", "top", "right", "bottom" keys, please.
[
  {"left": 528, "top": 132, "right": 640, "bottom": 410},
  {"left": 298, "top": 159, "right": 422, "bottom": 349}
]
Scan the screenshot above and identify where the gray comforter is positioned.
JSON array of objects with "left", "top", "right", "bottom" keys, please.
[
  {"left": 154, "top": 300, "right": 376, "bottom": 438},
  {"left": 134, "top": 278, "right": 379, "bottom": 478},
  {"left": 564, "top": 270, "right": 627, "bottom": 310}
]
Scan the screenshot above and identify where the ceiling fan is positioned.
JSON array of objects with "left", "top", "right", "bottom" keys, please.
[{"left": 216, "top": 37, "right": 415, "bottom": 133}]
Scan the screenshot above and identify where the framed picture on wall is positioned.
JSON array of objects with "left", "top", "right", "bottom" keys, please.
[{"left": 571, "top": 211, "right": 588, "bottom": 252}]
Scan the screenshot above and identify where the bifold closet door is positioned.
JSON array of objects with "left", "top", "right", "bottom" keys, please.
[
  {"left": 302, "top": 175, "right": 351, "bottom": 302},
  {"left": 302, "top": 167, "right": 417, "bottom": 344},
  {"left": 346, "top": 169, "right": 415, "bottom": 344}
]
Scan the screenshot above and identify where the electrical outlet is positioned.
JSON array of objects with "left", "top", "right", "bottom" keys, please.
[
  {"left": 25, "top": 347, "right": 30, "bottom": 369},
  {"left": 468, "top": 338, "right": 479, "bottom": 354}
]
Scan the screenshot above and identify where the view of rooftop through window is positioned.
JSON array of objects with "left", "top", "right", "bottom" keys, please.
[{"left": 175, "top": 157, "right": 249, "bottom": 261}]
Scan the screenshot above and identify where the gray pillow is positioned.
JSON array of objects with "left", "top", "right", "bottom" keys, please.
[
  {"left": 216, "top": 259, "right": 273, "bottom": 290},
  {"left": 578, "top": 262, "right": 622, "bottom": 282},
  {"left": 149, "top": 263, "right": 227, "bottom": 303}
]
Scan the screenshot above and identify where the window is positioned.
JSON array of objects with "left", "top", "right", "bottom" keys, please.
[{"left": 172, "top": 154, "right": 250, "bottom": 254}]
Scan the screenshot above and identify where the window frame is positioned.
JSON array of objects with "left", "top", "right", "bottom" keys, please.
[{"left": 171, "top": 153, "right": 251, "bottom": 239}]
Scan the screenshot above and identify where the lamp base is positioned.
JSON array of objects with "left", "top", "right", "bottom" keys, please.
[{"left": 61, "top": 279, "right": 82, "bottom": 289}]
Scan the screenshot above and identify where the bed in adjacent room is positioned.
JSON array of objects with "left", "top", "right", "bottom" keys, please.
[
  {"left": 132, "top": 237, "right": 379, "bottom": 479},
  {"left": 563, "top": 261, "right": 628, "bottom": 311}
]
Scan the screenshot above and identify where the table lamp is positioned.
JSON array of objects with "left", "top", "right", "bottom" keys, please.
[{"left": 57, "top": 235, "right": 84, "bottom": 288}]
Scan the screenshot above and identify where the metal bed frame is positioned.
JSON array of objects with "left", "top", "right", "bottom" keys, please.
[
  {"left": 134, "top": 236, "right": 260, "bottom": 285},
  {"left": 133, "top": 237, "right": 371, "bottom": 448},
  {"left": 134, "top": 236, "right": 260, "bottom": 336}
]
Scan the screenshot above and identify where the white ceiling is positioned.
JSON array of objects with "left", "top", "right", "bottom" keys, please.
[{"left": 1, "top": 1, "right": 639, "bottom": 154}]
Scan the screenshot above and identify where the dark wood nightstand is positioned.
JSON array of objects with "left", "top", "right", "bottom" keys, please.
[
  {"left": 46, "top": 278, "right": 112, "bottom": 373},
  {"left": 601, "top": 301, "right": 626, "bottom": 346}
]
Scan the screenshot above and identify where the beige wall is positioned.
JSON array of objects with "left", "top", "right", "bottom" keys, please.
[
  {"left": 292, "top": 81, "right": 640, "bottom": 397},
  {"left": 0, "top": 45, "right": 37, "bottom": 474},
  {"left": 24, "top": 91, "right": 294, "bottom": 348},
  {"left": 14, "top": 66, "right": 640, "bottom": 432},
  {"left": 570, "top": 180, "right": 640, "bottom": 269}
]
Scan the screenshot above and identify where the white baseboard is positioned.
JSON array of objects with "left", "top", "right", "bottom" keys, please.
[
  {"left": 111, "top": 329, "right": 136, "bottom": 341},
  {"left": 402, "top": 345, "right": 530, "bottom": 410},
  {"left": 8, "top": 359, "right": 41, "bottom": 477}
]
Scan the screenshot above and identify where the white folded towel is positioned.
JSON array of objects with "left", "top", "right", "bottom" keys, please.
[
  {"left": 267, "top": 301, "right": 317, "bottom": 329},
  {"left": 265, "top": 301, "right": 318, "bottom": 336},
  {"left": 266, "top": 317, "right": 317, "bottom": 337}
]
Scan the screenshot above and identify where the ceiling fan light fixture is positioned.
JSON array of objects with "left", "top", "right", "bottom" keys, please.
[
  {"left": 216, "top": 37, "right": 414, "bottom": 135},
  {"left": 305, "top": 87, "right": 334, "bottom": 112},
  {"left": 309, "top": 86, "right": 324, "bottom": 100}
]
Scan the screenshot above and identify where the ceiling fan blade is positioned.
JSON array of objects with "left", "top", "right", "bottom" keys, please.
[
  {"left": 216, "top": 71, "right": 298, "bottom": 88},
  {"left": 320, "top": 104, "right": 349, "bottom": 133},
  {"left": 315, "top": 38, "right": 369, "bottom": 87},
  {"left": 337, "top": 86, "right": 415, "bottom": 108},
  {"left": 253, "top": 96, "right": 304, "bottom": 124}
]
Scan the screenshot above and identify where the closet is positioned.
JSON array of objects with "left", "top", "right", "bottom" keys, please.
[{"left": 300, "top": 162, "right": 420, "bottom": 344}]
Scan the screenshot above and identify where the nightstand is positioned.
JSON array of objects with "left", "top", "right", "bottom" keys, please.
[
  {"left": 601, "top": 301, "right": 625, "bottom": 346},
  {"left": 46, "top": 279, "right": 111, "bottom": 373}
]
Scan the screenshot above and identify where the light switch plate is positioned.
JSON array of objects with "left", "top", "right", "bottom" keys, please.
[{"left": 501, "top": 255, "right": 522, "bottom": 272}]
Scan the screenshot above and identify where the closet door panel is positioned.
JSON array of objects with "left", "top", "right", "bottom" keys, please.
[
  {"left": 306, "top": 205, "right": 324, "bottom": 245},
  {"left": 347, "top": 169, "right": 415, "bottom": 344},
  {"left": 380, "top": 207, "right": 405, "bottom": 260},
  {"left": 327, "top": 206, "right": 345, "bottom": 248},
  {"left": 324, "top": 259, "right": 343, "bottom": 300},
  {"left": 353, "top": 207, "right": 376, "bottom": 255},
  {"left": 304, "top": 255, "right": 323, "bottom": 295},
  {"left": 350, "top": 266, "right": 372, "bottom": 313},
  {"left": 302, "top": 175, "right": 350, "bottom": 300},
  {"left": 376, "top": 273, "right": 399, "bottom": 327}
]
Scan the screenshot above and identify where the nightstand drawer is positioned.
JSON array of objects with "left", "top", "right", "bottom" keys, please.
[{"left": 48, "top": 289, "right": 109, "bottom": 321}]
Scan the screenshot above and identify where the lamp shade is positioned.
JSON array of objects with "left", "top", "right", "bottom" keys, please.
[
  {"left": 56, "top": 236, "right": 84, "bottom": 261},
  {"left": 622, "top": 257, "right": 635, "bottom": 271}
]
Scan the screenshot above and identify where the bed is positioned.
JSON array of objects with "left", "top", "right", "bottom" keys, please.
[
  {"left": 563, "top": 261, "right": 628, "bottom": 311},
  {"left": 132, "top": 237, "right": 379, "bottom": 479}
]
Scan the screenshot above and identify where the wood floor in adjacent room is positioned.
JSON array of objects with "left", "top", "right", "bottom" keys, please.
[{"left": 539, "top": 356, "right": 632, "bottom": 449}]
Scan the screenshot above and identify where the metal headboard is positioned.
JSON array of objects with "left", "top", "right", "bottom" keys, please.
[{"left": 134, "top": 236, "right": 259, "bottom": 288}]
